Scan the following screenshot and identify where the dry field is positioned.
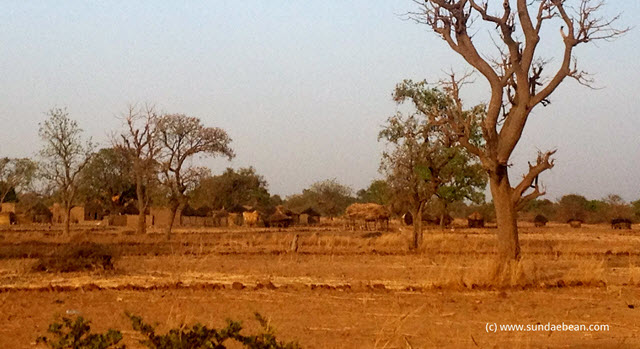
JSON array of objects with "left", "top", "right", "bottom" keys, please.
[{"left": 0, "top": 221, "right": 639, "bottom": 348}]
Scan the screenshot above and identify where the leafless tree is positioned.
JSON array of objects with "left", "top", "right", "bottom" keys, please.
[
  {"left": 38, "top": 108, "right": 93, "bottom": 234},
  {"left": 114, "top": 104, "right": 160, "bottom": 234},
  {"left": 156, "top": 114, "right": 234, "bottom": 237},
  {"left": 410, "top": 0, "right": 627, "bottom": 273}
]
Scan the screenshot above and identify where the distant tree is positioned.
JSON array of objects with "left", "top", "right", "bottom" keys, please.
[
  {"left": 78, "top": 148, "right": 133, "bottom": 215},
  {"left": 603, "top": 194, "right": 633, "bottom": 221},
  {"left": 0, "top": 157, "right": 37, "bottom": 205},
  {"left": 286, "top": 179, "right": 354, "bottom": 218},
  {"left": 356, "top": 180, "right": 390, "bottom": 205},
  {"left": 380, "top": 81, "right": 486, "bottom": 249},
  {"left": 114, "top": 105, "right": 161, "bottom": 234},
  {"left": 555, "top": 194, "right": 590, "bottom": 223},
  {"left": 38, "top": 108, "right": 93, "bottom": 234},
  {"left": 191, "top": 167, "right": 271, "bottom": 212},
  {"left": 156, "top": 113, "right": 234, "bottom": 237},
  {"left": 632, "top": 199, "right": 640, "bottom": 222},
  {"left": 521, "top": 199, "right": 556, "bottom": 222}
]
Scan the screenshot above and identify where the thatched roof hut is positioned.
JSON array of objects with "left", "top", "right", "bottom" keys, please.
[
  {"left": 300, "top": 207, "right": 320, "bottom": 225},
  {"left": 534, "top": 214, "right": 549, "bottom": 227},
  {"left": 611, "top": 217, "right": 632, "bottom": 230},
  {"left": 568, "top": 218, "right": 583, "bottom": 228},
  {"left": 467, "top": 211, "right": 484, "bottom": 228},
  {"left": 268, "top": 211, "right": 293, "bottom": 228},
  {"left": 26, "top": 202, "right": 52, "bottom": 223}
]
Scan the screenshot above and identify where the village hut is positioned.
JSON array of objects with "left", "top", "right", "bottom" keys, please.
[
  {"left": 402, "top": 212, "right": 413, "bottom": 226},
  {"left": 84, "top": 200, "right": 108, "bottom": 221},
  {"left": 611, "top": 217, "right": 632, "bottom": 230},
  {"left": 269, "top": 211, "right": 293, "bottom": 228},
  {"left": 467, "top": 212, "right": 485, "bottom": 228},
  {"left": 534, "top": 214, "right": 549, "bottom": 227},
  {"left": 345, "top": 203, "right": 390, "bottom": 231},
  {"left": 0, "top": 212, "right": 16, "bottom": 225},
  {"left": 300, "top": 207, "right": 320, "bottom": 225},
  {"left": 568, "top": 218, "right": 583, "bottom": 228},
  {"left": 26, "top": 202, "right": 53, "bottom": 223},
  {"left": 275, "top": 205, "right": 299, "bottom": 225},
  {"left": 242, "top": 210, "right": 260, "bottom": 227},
  {"left": 211, "top": 209, "right": 229, "bottom": 227}
]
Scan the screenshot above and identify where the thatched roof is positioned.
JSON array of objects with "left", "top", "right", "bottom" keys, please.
[
  {"left": 346, "top": 203, "right": 390, "bottom": 220},
  {"left": 468, "top": 212, "right": 484, "bottom": 221},
  {"left": 269, "top": 211, "right": 292, "bottom": 223},
  {"left": 301, "top": 207, "right": 320, "bottom": 217},
  {"left": 27, "top": 202, "right": 52, "bottom": 217}
]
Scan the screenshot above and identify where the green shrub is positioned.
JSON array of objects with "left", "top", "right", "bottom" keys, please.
[
  {"left": 37, "top": 313, "right": 300, "bottom": 349},
  {"left": 127, "top": 312, "right": 300, "bottom": 349},
  {"left": 33, "top": 243, "right": 115, "bottom": 273},
  {"left": 36, "top": 316, "right": 124, "bottom": 349}
]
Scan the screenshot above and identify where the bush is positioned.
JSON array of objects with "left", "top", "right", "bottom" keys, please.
[
  {"left": 128, "top": 312, "right": 300, "bottom": 349},
  {"left": 33, "top": 243, "right": 115, "bottom": 273},
  {"left": 36, "top": 316, "right": 124, "bottom": 349}
]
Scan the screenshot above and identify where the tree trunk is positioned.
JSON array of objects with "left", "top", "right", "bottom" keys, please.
[
  {"left": 63, "top": 204, "right": 71, "bottom": 235},
  {"left": 135, "top": 176, "right": 147, "bottom": 234},
  {"left": 167, "top": 201, "right": 187, "bottom": 239},
  {"left": 165, "top": 201, "right": 180, "bottom": 239},
  {"left": 490, "top": 167, "right": 521, "bottom": 269},
  {"left": 412, "top": 201, "right": 425, "bottom": 250},
  {"left": 137, "top": 209, "right": 147, "bottom": 234}
]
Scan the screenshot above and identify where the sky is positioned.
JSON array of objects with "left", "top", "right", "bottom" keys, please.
[{"left": 1, "top": 1, "right": 639, "bottom": 202}]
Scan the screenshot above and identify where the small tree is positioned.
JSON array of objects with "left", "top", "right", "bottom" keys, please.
[
  {"left": 0, "top": 157, "right": 37, "bottom": 205},
  {"left": 410, "top": 0, "right": 627, "bottom": 272},
  {"left": 79, "top": 148, "right": 133, "bottom": 215},
  {"left": 39, "top": 108, "right": 93, "bottom": 234},
  {"left": 380, "top": 82, "right": 486, "bottom": 249},
  {"left": 114, "top": 105, "right": 161, "bottom": 234},
  {"left": 156, "top": 113, "right": 234, "bottom": 237},
  {"left": 191, "top": 167, "right": 272, "bottom": 212},
  {"left": 285, "top": 179, "right": 355, "bottom": 218}
]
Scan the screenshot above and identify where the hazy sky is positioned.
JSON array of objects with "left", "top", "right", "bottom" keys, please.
[{"left": 1, "top": 1, "right": 639, "bottom": 201}]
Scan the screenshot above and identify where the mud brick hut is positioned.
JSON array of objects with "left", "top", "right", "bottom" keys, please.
[{"left": 467, "top": 212, "right": 485, "bottom": 228}]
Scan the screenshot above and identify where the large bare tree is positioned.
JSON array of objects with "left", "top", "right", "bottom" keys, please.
[
  {"left": 114, "top": 105, "right": 160, "bottom": 234},
  {"left": 156, "top": 114, "right": 234, "bottom": 237},
  {"left": 39, "top": 108, "right": 93, "bottom": 234},
  {"left": 410, "top": 0, "right": 627, "bottom": 272}
]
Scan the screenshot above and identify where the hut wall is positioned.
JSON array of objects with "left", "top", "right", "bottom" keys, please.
[
  {"left": 150, "top": 207, "right": 180, "bottom": 227},
  {"left": 70, "top": 206, "right": 85, "bottom": 223},
  {"left": 1, "top": 203, "right": 16, "bottom": 213}
]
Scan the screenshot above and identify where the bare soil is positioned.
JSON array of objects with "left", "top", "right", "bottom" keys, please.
[{"left": 0, "top": 222, "right": 639, "bottom": 348}]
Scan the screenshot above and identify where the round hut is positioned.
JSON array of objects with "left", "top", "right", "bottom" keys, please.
[
  {"left": 300, "top": 207, "right": 320, "bottom": 225},
  {"left": 611, "top": 218, "right": 632, "bottom": 230},
  {"left": 568, "top": 218, "right": 583, "bottom": 228},
  {"left": 269, "top": 211, "right": 293, "bottom": 228},
  {"left": 467, "top": 212, "right": 485, "bottom": 228},
  {"left": 534, "top": 214, "right": 549, "bottom": 227}
]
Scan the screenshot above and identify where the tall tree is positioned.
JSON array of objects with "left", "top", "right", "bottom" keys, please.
[
  {"left": 0, "top": 157, "right": 37, "bottom": 205},
  {"left": 380, "top": 82, "right": 486, "bottom": 249},
  {"left": 38, "top": 108, "right": 93, "bottom": 234},
  {"left": 410, "top": 0, "right": 627, "bottom": 272},
  {"left": 156, "top": 113, "right": 234, "bottom": 237},
  {"left": 114, "top": 105, "right": 161, "bottom": 234}
]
